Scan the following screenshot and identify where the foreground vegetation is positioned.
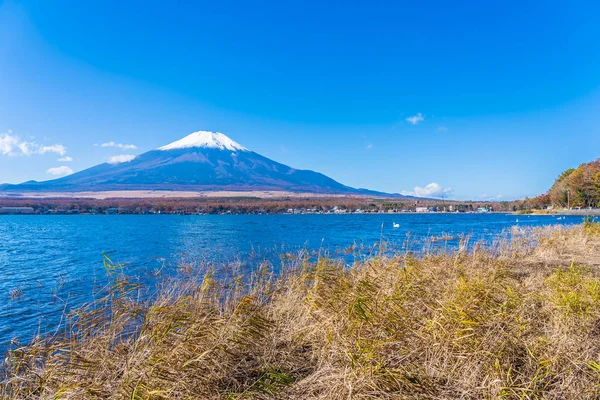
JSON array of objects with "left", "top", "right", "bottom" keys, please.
[{"left": 3, "top": 223, "right": 600, "bottom": 399}]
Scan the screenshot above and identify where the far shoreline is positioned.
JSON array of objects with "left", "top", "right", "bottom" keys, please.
[{"left": 2, "top": 190, "right": 596, "bottom": 216}]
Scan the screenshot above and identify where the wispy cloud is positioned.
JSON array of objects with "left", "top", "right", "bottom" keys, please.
[
  {"left": 479, "top": 193, "right": 503, "bottom": 200},
  {"left": 366, "top": 144, "right": 373, "bottom": 149},
  {"left": 46, "top": 166, "right": 73, "bottom": 176},
  {"left": 58, "top": 156, "right": 73, "bottom": 162},
  {"left": 108, "top": 154, "right": 136, "bottom": 164},
  {"left": 436, "top": 126, "right": 448, "bottom": 133},
  {"left": 0, "top": 131, "right": 67, "bottom": 156},
  {"left": 37, "top": 144, "right": 67, "bottom": 155},
  {"left": 101, "top": 141, "right": 137, "bottom": 150},
  {"left": 406, "top": 113, "right": 424, "bottom": 125},
  {"left": 0, "top": 132, "right": 19, "bottom": 155},
  {"left": 402, "top": 182, "right": 453, "bottom": 198}
]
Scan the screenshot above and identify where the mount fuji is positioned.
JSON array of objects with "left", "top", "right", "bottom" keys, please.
[{"left": 0, "top": 131, "right": 398, "bottom": 197}]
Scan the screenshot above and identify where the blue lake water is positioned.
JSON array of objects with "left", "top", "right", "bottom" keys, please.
[{"left": 0, "top": 213, "right": 583, "bottom": 351}]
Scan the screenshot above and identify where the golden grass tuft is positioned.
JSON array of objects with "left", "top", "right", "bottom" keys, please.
[{"left": 3, "top": 223, "right": 600, "bottom": 399}]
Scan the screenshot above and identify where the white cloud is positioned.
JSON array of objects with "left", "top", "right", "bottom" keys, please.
[
  {"left": 0, "top": 132, "right": 67, "bottom": 156},
  {"left": 101, "top": 141, "right": 137, "bottom": 150},
  {"left": 108, "top": 154, "right": 135, "bottom": 164},
  {"left": 406, "top": 112, "right": 424, "bottom": 125},
  {"left": 366, "top": 144, "right": 373, "bottom": 149},
  {"left": 436, "top": 126, "right": 448, "bottom": 133},
  {"left": 415, "top": 183, "right": 453, "bottom": 197},
  {"left": 38, "top": 144, "right": 67, "bottom": 155},
  {"left": 0, "top": 133, "right": 20, "bottom": 155},
  {"left": 47, "top": 166, "right": 73, "bottom": 176},
  {"left": 58, "top": 156, "right": 73, "bottom": 162},
  {"left": 402, "top": 182, "right": 453, "bottom": 198}
]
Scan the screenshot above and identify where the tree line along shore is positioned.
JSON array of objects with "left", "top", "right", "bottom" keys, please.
[{"left": 0, "top": 196, "right": 526, "bottom": 215}]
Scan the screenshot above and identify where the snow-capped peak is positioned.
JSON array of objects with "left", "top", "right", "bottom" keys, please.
[{"left": 158, "top": 131, "right": 248, "bottom": 152}]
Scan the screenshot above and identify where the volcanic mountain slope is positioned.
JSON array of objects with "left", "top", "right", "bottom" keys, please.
[{"left": 0, "top": 131, "right": 397, "bottom": 196}]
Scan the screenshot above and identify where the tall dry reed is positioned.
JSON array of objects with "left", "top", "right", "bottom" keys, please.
[{"left": 3, "top": 224, "right": 600, "bottom": 399}]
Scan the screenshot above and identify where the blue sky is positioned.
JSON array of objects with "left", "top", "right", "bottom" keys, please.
[{"left": 1, "top": 0, "right": 599, "bottom": 200}]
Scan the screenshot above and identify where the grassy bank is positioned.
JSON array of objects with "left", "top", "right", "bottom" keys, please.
[
  {"left": 525, "top": 209, "right": 600, "bottom": 217},
  {"left": 3, "top": 223, "right": 600, "bottom": 399}
]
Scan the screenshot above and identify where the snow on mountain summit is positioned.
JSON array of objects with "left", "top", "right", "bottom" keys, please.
[{"left": 158, "top": 131, "right": 248, "bottom": 152}]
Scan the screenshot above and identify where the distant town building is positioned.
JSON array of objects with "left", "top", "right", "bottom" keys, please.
[
  {"left": 0, "top": 207, "right": 34, "bottom": 214},
  {"left": 106, "top": 208, "right": 127, "bottom": 214},
  {"left": 415, "top": 207, "right": 428, "bottom": 213}
]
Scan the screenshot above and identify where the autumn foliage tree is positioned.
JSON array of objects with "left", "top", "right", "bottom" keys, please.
[{"left": 546, "top": 160, "right": 600, "bottom": 208}]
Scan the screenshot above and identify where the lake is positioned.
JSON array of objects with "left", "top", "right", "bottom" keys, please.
[{"left": 0, "top": 213, "right": 582, "bottom": 350}]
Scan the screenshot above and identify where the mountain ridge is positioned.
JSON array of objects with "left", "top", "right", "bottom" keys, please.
[{"left": 0, "top": 131, "right": 408, "bottom": 198}]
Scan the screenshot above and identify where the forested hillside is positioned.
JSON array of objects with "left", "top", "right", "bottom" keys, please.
[{"left": 536, "top": 159, "right": 600, "bottom": 208}]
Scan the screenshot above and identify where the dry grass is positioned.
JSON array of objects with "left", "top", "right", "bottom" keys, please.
[{"left": 3, "top": 224, "right": 600, "bottom": 399}]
